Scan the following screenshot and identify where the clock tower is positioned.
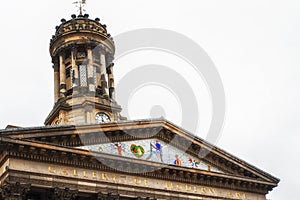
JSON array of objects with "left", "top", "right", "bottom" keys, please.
[{"left": 45, "top": 13, "right": 124, "bottom": 126}]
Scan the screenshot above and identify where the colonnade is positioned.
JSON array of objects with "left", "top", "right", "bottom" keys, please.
[{"left": 53, "top": 45, "right": 115, "bottom": 102}]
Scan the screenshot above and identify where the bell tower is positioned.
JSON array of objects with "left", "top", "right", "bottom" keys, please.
[{"left": 45, "top": 13, "right": 124, "bottom": 126}]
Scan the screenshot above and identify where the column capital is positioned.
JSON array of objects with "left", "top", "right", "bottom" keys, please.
[
  {"left": 58, "top": 50, "right": 66, "bottom": 59},
  {"left": 106, "top": 53, "right": 114, "bottom": 60},
  {"left": 106, "top": 54, "right": 114, "bottom": 68},
  {"left": 96, "top": 44, "right": 110, "bottom": 55},
  {"left": 52, "top": 56, "right": 59, "bottom": 66},
  {"left": 85, "top": 44, "right": 94, "bottom": 50},
  {"left": 0, "top": 182, "right": 31, "bottom": 200},
  {"left": 70, "top": 45, "right": 77, "bottom": 51},
  {"left": 53, "top": 187, "right": 78, "bottom": 200},
  {"left": 97, "top": 192, "right": 120, "bottom": 200},
  {"left": 70, "top": 46, "right": 78, "bottom": 56}
]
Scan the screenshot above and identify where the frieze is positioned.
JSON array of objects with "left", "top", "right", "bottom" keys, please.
[
  {"left": 48, "top": 166, "right": 247, "bottom": 200},
  {"left": 77, "top": 139, "right": 224, "bottom": 173},
  {"left": 3, "top": 159, "right": 261, "bottom": 200}
]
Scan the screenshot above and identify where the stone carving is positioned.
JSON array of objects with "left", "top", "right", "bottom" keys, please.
[
  {"left": 53, "top": 187, "right": 78, "bottom": 200},
  {"left": 0, "top": 182, "right": 30, "bottom": 200},
  {"left": 97, "top": 192, "right": 120, "bottom": 200}
]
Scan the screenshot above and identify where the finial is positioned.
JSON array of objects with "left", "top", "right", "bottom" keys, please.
[{"left": 73, "top": 0, "right": 87, "bottom": 15}]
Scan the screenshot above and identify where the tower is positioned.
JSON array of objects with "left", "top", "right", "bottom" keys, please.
[{"left": 45, "top": 13, "right": 123, "bottom": 126}]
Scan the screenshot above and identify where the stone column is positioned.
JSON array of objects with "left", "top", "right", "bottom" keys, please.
[
  {"left": 96, "top": 64, "right": 102, "bottom": 95},
  {"left": 107, "top": 63, "right": 115, "bottom": 100},
  {"left": 0, "top": 182, "right": 30, "bottom": 200},
  {"left": 87, "top": 46, "right": 95, "bottom": 92},
  {"left": 93, "top": 47, "right": 102, "bottom": 96},
  {"left": 71, "top": 47, "right": 79, "bottom": 88},
  {"left": 100, "top": 50, "right": 109, "bottom": 96},
  {"left": 59, "top": 53, "right": 66, "bottom": 97},
  {"left": 53, "top": 58, "right": 60, "bottom": 103}
]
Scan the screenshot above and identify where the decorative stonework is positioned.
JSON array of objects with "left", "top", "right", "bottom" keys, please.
[
  {"left": 50, "top": 14, "right": 113, "bottom": 50},
  {"left": 97, "top": 192, "right": 120, "bottom": 200},
  {"left": 46, "top": 14, "right": 124, "bottom": 126},
  {"left": 0, "top": 182, "right": 30, "bottom": 200},
  {"left": 53, "top": 187, "right": 78, "bottom": 200}
]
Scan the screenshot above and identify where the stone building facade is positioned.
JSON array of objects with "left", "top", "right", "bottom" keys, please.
[{"left": 0, "top": 9, "right": 279, "bottom": 200}]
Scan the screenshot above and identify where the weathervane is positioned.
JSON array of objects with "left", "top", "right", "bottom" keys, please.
[{"left": 73, "top": 0, "right": 87, "bottom": 15}]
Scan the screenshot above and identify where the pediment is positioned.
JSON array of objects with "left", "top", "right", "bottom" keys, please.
[{"left": 0, "top": 118, "right": 279, "bottom": 186}]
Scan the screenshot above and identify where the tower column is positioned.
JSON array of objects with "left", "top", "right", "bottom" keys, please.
[
  {"left": 59, "top": 53, "right": 66, "bottom": 97},
  {"left": 106, "top": 54, "right": 115, "bottom": 100},
  {"left": 100, "top": 50, "right": 109, "bottom": 96},
  {"left": 96, "top": 65, "right": 102, "bottom": 95},
  {"left": 71, "top": 47, "right": 79, "bottom": 89},
  {"left": 53, "top": 60, "right": 60, "bottom": 102},
  {"left": 87, "top": 46, "right": 95, "bottom": 92},
  {"left": 107, "top": 63, "right": 115, "bottom": 100}
]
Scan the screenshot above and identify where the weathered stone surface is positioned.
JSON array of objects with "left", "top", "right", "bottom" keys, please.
[{"left": 0, "top": 182, "right": 30, "bottom": 200}]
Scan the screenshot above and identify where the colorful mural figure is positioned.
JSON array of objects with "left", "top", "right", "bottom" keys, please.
[
  {"left": 173, "top": 155, "right": 182, "bottom": 166},
  {"left": 146, "top": 140, "right": 163, "bottom": 162},
  {"left": 113, "top": 143, "right": 125, "bottom": 156},
  {"left": 130, "top": 144, "right": 145, "bottom": 158},
  {"left": 189, "top": 158, "right": 200, "bottom": 168},
  {"left": 153, "top": 140, "right": 162, "bottom": 155}
]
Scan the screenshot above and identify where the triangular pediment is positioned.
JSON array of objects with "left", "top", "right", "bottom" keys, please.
[{"left": 0, "top": 118, "right": 279, "bottom": 187}]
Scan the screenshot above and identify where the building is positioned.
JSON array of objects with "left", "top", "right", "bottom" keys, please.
[{"left": 0, "top": 7, "right": 279, "bottom": 200}]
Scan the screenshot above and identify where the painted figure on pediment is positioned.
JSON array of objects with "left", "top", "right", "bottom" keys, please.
[
  {"left": 174, "top": 155, "right": 182, "bottom": 166},
  {"left": 110, "top": 143, "right": 125, "bottom": 156},
  {"left": 189, "top": 158, "right": 200, "bottom": 168},
  {"left": 146, "top": 140, "right": 164, "bottom": 162},
  {"left": 130, "top": 144, "right": 145, "bottom": 158}
]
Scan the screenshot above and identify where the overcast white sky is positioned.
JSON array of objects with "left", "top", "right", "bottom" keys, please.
[{"left": 0, "top": 0, "right": 299, "bottom": 199}]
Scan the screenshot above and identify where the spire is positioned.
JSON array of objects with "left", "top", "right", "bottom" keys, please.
[{"left": 73, "top": 0, "right": 87, "bottom": 15}]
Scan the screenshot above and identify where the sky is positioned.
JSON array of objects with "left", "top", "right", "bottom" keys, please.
[{"left": 0, "top": 0, "right": 299, "bottom": 199}]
